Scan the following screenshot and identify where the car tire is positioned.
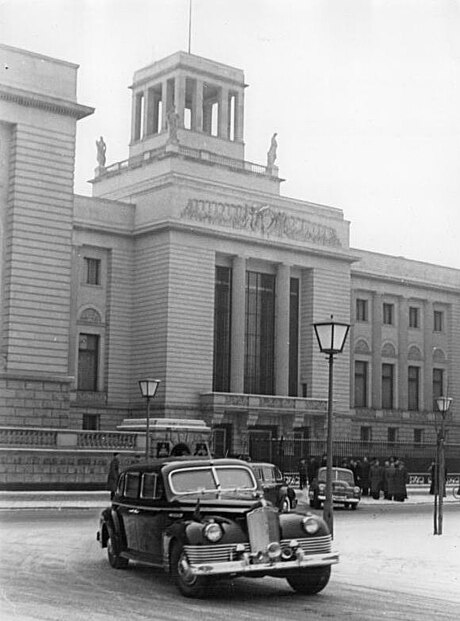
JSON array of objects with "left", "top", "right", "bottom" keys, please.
[
  {"left": 286, "top": 565, "right": 331, "bottom": 595},
  {"left": 351, "top": 503, "right": 358, "bottom": 510},
  {"left": 344, "top": 502, "right": 350, "bottom": 509},
  {"left": 171, "top": 541, "right": 208, "bottom": 598},
  {"left": 280, "top": 496, "right": 291, "bottom": 513},
  {"left": 107, "top": 532, "right": 129, "bottom": 569}
]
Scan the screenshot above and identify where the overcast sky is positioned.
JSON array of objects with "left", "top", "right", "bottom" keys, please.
[{"left": 2, "top": 0, "right": 460, "bottom": 269}]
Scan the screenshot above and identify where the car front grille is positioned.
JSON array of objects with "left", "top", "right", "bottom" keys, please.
[{"left": 183, "top": 535, "right": 332, "bottom": 565}]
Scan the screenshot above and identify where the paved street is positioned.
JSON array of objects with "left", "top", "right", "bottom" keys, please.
[{"left": 0, "top": 502, "right": 459, "bottom": 621}]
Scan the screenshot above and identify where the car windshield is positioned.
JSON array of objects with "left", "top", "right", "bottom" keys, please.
[
  {"left": 169, "top": 465, "right": 257, "bottom": 495},
  {"left": 318, "top": 468, "right": 354, "bottom": 485}
]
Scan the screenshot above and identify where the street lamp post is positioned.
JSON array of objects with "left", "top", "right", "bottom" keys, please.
[
  {"left": 138, "top": 378, "right": 161, "bottom": 461},
  {"left": 313, "top": 315, "right": 350, "bottom": 538},
  {"left": 434, "top": 396, "right": 452, "bottom": 535}
]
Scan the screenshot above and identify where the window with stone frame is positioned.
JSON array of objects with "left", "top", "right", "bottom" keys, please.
[
  {"left": 383, "top": 303, "right": 394, "bottom": 325},
  {"left": 408, "top": 365, "right": 420, "bottom": 411},
  {"left": 409, "top": 306, "right": 419, "bottom": 328},
  {"left": 354, "top": 361, "right": 368, "bottom": 408},
  {"left": 78, "top": 333, "right": 99, "bottom": 391},
  {"left": 433, "top": 310, "right": 444, "bottom": 333},
  {"left": 356, "top": 298, "right": 368, "bottom": 322},
  {"left": 84, "top": 257, "right": 101, "bottom": 285},
  {"left": 382, "top": 363, "right": 394, "bottom": 410}
]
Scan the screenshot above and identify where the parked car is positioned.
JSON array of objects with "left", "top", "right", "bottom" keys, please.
[
  {"left": 308, "top": 467, "right": 361, "bottom": 510},
  {"left": 97, "top": 456, "right": 338, "bottom": 598},
  {"left": 250, "top": 462, "right": 297, "bottom": 512}
]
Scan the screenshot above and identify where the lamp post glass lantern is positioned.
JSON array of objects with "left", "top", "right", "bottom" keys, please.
[
  {"left": 313, "top": 316, "right": 350, "bottom": 538},
  {"left": 138, "top": 378, "right": 161, "bottom": 461},
  {"left": 433, "top": 395, "right": 452, "bottom": 536}
]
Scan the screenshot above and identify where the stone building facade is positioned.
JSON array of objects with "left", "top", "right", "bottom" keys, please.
[{"left": 1, "top": 44, "right": 459, "bottom": 466}]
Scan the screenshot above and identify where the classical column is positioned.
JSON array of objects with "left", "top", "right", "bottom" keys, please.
[
  {"left": 398, "top": 297, "right": 409, "bottom": 410},
  {"left": 218, "top": 87, "right": 229, "bottom": 140},
  {"left": 161, "top": 81, "right": 168, "bottom": 131},
  {"left": 275, "top": 264, "right": 290, "bottom": 396},
  {"left": 194, "top": 79, "right": 203, "bottom": 132},
  {"left": 230, "top": 256, "right": 246, "bottom": 393},
  {"left": 235, "top": 90, "right": 244, "bottom": 142},
  {"left": 371, "top": 293, "right": 382, "bottom": 409},
  {"left": 175, "top": 75, "right": 186, "bottom": 127}
]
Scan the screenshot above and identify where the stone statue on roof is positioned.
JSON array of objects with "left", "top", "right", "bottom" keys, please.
[
  {"left": 167, "top": 107, "right": 180, "bottom": 143},
  {"left": 96, "top": 136, "right": 106, "bottom": 168},
  {"left": 267, "top": 132, "right": 278, "bottom": 168}
]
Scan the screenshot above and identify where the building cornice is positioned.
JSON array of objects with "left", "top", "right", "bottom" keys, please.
[
  {"left": 0, "top": 84, "right": 94, "bottom": 120},
  {"left": 351, "top": 269, "right": 460, "bottom": 295}
]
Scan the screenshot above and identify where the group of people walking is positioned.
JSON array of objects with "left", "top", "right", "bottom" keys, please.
[{"left": 298, "top": 454, "right": 410, "bottom": 502}]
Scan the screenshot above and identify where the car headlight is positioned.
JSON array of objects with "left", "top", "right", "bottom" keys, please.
[
  {"left": 353, "top": 486, "right": 361, "bottom": 494},
  {"left": 302, "top": 516, "right": 320, "bottom": 535},
  {"left": 204, "top": 522, "right": 223, "bottom": 543},
  {"left": 318, "top": 483, "right": 326, "bottom": 492}
]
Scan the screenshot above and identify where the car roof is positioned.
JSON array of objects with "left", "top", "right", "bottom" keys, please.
[
  {"left": 318, "top": 466, "right": 353, "bottom": 473},
  {"left": 250, "top": 462, "right": 278, "bottom": 468},
  {"left": 122, "top": 457, "right": 254, "bottom": 475}
]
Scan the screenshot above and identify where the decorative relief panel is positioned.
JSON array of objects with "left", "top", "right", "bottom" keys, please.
[
  {"left": 354, "top": 339, "right": 371, "bottom": 354},
  {"left": 433, "top": 348, "right": 446, "bottom": 363},
  {"left": 381, "top": 342, "right": 397, "bottom": 358},
  {"left": 181, "top": 199, "right": 342, "bottom": 247},
  {"left": 78, "top": 308, "right": 102, "bottom": 324},
  {"left": 408, "top": 345, "right": 423, "bottom": 360}
]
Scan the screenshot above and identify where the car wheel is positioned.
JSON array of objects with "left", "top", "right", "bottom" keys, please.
[
  {"left": 171, "top": 541, "right": 208, "bottom": 598},
  {"left": 107, "top": 532, "right": 129, "bottom": 569},
  {"left": 351, "top": 503, "right": 358, "bottom": 510},
  {"left": 344, "top": 502, "right": 350, "bottom": 509},
  {"left": 286, "top": 565, "right": 331, "bottom": 595},
  {"left": 280, "top": 496, "right": 291, "bottom": 513}
]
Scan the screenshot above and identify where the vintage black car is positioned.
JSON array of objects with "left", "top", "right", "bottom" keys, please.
[
  {"left": 250, "top": 462, "right": 297, "bottom": 512},
  {"left": 97, "top": 457, "right": 338, "bottom": 598},
  {"left": 308, "top": 467, "right": 361, "bottom": 510}
]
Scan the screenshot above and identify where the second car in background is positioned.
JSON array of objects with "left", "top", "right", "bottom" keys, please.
[{"left": 250, "top": 462, "right": 297, "bottom": 512}]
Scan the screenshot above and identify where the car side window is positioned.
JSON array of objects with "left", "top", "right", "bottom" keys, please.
[
  {"left": 141, "top": 473, "right": 163, "bottom": 500},
  {"left": 125, "top": 472, "right": 140, "bottom": 499}
]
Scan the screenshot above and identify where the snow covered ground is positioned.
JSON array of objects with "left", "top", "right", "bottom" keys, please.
[{"left": 332, "top": 501, "right": 460, "bottom": 604}]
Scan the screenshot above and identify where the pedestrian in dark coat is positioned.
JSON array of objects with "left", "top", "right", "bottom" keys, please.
[
  {"left": 384, "top": 460, "right": 396, "bottom": 500},
  {"left": 369, "top": 459, "right": 384, "bottom": 499},
  {"left": 393, "top": 461, "right": 409, "bottom": 501},
  {"left": 358, "top": 456, "right": 370, "bottom": 496},
  {"left": 307, "top": 456, "right": 319, "bottom": 486},
  {"left": 107, "top": 452, "right": 120, "bottom": 500},
  {"left": 298, "top": 458, "right": 307, "bottom": 489}
]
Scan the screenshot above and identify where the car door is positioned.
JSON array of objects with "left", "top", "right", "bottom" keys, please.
[
  {"left": 135, "top": 472, "right": 169, "bottom": 565},
  {"left": 117, "top": 471, "right": 141, "bottom": 552},
  {"left": 260, "top": 465, "right": 279, "bottom": 506}
]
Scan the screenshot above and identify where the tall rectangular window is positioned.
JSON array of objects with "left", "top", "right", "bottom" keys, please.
[
  {"left": 78, "top": 333, "right": 99, "bottom": 391},
  {"left": 288, "top": 278, "right": 299, "bottom": 396},
  {"left": 245, "top": 272, "right": 275, "bottom": 394},
  {"left": 382, "top": 363, "right": 394, "bottom": 409},
  {"left": 387, "top": 427, "right": 398, "bottom": 444},
  {"left": 356, "top": 298, "right": 368, "bottom": 322},
  {"left": 409, "top": 306, "right": 419, "bottom": 328},
  {"left": 383, "top": 303, "right": 394, "bottom": 325},
  {"left": 433, "top": 310, "right": 444, "bottom": 332},
  {"left": 433, "top": 368, "right": 444, "bottom": 408},
  {"left": 414, "top": 428, "right": 424, "bottom": 445},
  {"left": 354, "top": 361, "right": 368, "bottom": 408},
  {"left": 85, "top": 257, "right": 101, "bottom": 285},
  {"left": 360, "top": 426, "right": 372, "bottom": 442},
  {"left": 408, "top": 365, "right": 420, "bottom": 411},
  {"left": 213, "top": 266, "right": 232, "bottom": 392},
  {"left": 82, "top": 413, "right": 100, "bottom": 430}
]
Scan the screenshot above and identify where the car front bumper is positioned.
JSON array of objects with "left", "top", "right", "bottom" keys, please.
[
  {"left": 313, "top": 493, "right": 359, "bottom": 505},
  {"left": 185, "top": 550, "right": 339, "bottom": 578}
]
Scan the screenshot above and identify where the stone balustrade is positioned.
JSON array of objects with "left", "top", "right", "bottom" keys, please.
[{"left": 0, "top": 426, "right": 140, "bottom": 451}]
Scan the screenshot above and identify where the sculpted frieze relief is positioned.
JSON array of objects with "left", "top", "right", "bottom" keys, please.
[{"left": 181, "top": 199, "right": 342, "bottom": 247}]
